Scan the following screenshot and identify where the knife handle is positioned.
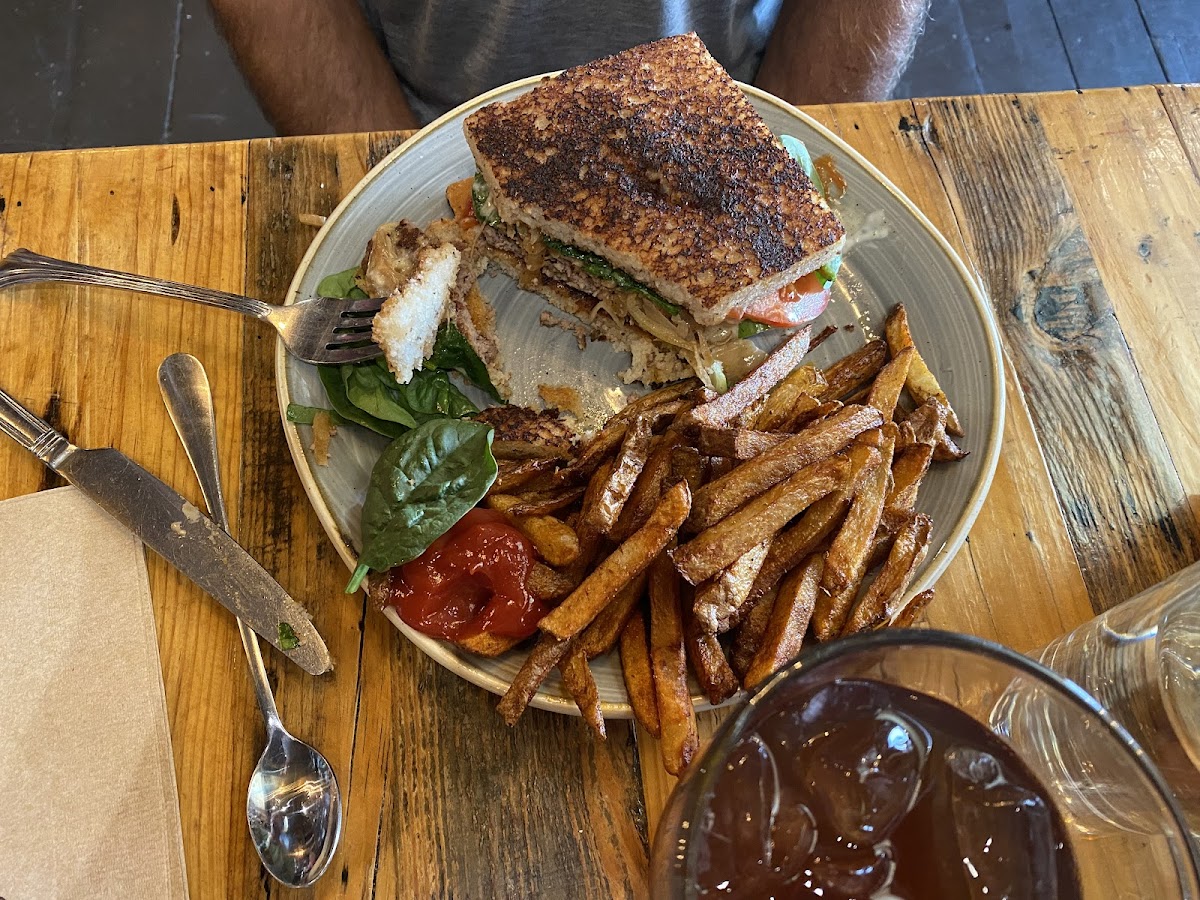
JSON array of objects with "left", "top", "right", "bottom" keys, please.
[{"left": 0, "top": 386, "right": 72, "bottom": 465}]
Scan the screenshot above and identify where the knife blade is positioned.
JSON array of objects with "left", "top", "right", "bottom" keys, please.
[{"left": 0, "top": 386, "right": 332, "bottom": 675}]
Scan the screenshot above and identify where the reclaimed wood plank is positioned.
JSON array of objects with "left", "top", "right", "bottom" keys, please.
[
  {"left": 1158, "top": 85, "right": 1200, "bottom": 181},
  {"left": 1038, "top": 86, "right": 1200, "bottom": 527},
  {"left": 912, "top": 92, "right": 1200, "bottom": 610},
  {"left": 242, "top": 131, "right": 650, "bottom": 898}
]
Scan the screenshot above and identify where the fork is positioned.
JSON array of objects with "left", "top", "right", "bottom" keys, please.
[{"left": 0, "top": 248, "right": 384, "bottom": 365}]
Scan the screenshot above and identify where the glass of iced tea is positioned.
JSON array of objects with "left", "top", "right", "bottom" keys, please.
[{"left": 650, "top": 630, "right": 1200, "bottom": 899}]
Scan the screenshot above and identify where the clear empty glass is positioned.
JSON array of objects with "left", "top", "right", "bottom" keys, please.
[{"left": 650, "top": 630, "right": 1200, "bottom": 899}]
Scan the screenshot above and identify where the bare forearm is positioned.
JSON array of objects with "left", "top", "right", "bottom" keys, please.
[
  {"left": 756, "top": 0, "right": 930, "bottom": 105},
  {"left": 209, "top": 0, "right": 418, "bottom": 135}
]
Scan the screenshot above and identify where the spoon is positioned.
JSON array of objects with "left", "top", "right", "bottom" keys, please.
[{"left": 158, "top": 352, "right": 343, "bottom": 887}]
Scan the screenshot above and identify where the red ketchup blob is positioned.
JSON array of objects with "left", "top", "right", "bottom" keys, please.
[{"left": 381, "top": 509, "right": 547, "bottom": 641}]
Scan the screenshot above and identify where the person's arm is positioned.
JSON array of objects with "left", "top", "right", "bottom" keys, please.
[
  {"left": 209, "top": 0, "right": 419, "bottom": 135},
  {"left": 755, "top": 0, "right": 930, "bottom": 105}
]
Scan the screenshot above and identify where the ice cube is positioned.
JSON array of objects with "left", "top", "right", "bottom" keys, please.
[
  {"left": 807, "top": 841, "right": 898, "bottom": 898},
  {"left": 796, "top": 706, "right": 931, "bottom": 847},
  {"left": 922, "top": 746, "right": 1064, "bottom": 898}
]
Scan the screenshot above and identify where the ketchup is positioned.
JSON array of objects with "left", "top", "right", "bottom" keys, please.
[{"left": 381, "top": 509, "right": 547, "bottom": 641}]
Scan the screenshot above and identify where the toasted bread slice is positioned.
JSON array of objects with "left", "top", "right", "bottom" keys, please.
[
  {"left": 372, "top": 242, "right": 459, "bottom": 384},
  {"left": 464, "top": 33, "right": 844, "bottom": 326}
]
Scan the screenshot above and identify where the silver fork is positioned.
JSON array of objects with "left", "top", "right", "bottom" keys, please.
[{"left": 0, "top": 248, "right": 383, "bottom": 365}]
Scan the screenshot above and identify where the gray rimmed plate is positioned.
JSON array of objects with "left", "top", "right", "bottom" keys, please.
[{"left": 276, "top": 77, "right": 1005, "bottom": 718}]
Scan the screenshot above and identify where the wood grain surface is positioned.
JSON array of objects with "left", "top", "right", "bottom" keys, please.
[{"left": 1, "top": 86, "right": 1198, "bottom": 898}]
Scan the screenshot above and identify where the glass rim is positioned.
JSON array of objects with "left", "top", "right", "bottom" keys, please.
[{"left": 684, "top": 628, "right": 1200, "bottom": 883}]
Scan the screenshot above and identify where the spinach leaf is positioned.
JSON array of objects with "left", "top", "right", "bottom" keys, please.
[
  {"left": 317, "top": 266, "right": 368, "bottom": 300},
  {"left": 317, "top": 365, "right": 408, "bottom": 438},
  {"left": 426, "top": 322, "right": 503, "bottom": 402},
  {"left": 286, "top": 403, "right": 349, "bottom": 426},
  {"left": 738, "top": 320, "right": 774, "bottom": 339},
  {"left": 278, "top": 622, "right": 300, "bottom": 651},
  {"left": 342, "top": 365, "right": 477, "bottom": 428},
  {"left": 346, "top": 419, "right": 497, "bottom": 592},
  {"left": 542, "top": 236, "right": 682, "bottom": 316}
]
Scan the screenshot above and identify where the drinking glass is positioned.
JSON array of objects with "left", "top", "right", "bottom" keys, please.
[{"left": 650, "top": 630, "right": 1200, "bottom": 899}]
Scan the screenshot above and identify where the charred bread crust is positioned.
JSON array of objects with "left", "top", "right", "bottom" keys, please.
[{"left": 464, "top": 33, "right": 845, "bottom": 326}]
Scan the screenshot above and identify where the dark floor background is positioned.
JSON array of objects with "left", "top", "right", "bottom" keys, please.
[{"left": 3, "top": 0, "right": 1197, "bottom": 154}]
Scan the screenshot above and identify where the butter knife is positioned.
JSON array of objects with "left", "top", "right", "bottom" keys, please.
[{"left": 0, "top": 385, "right": 332, "bottom": 675}]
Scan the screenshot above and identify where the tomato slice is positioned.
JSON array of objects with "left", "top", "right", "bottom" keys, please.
[{"left": 736, "top": 271, "right": 831, "bottom": 328}]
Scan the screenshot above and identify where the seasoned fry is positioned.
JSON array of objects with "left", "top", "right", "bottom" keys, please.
[
  {"left": 578, "top": 572, "right": 648, "bottom": 658},
  {"left": 687, "top": 405, "right": 881, "bottom": 531},
  {"left": 619, "top": 609, "right": 661, "bottom": 736},
  {"left": 456, "top": 631, "right": 522, "bottom": 657},
  {"left": 683, "top": 600, "right": 740, "bottom": 704},
  {"left": 669, "top": 445, "right": 707, "bottom": 495},
  {"left": 885, "top": 304, "right": 963, "bottom": 436},
  {"left": 693, "top": 540, "right": 770, "bottom": 634},
  {"left": 746, "top": 491, "right": 849, "bottom": 610},
  {"left": 689, "top": 327, "right": 812, "bottom": 427},
  {"left": 754, "top": 364, "right": 826, "bottom": 431},
  {"left": 731, "top": 588, "right": 777, "bottom": 678},
  {"left": 586, "top": 415, "right": 653, "bottom": 533},
  {"left": 821, "top": 339, "right": 888, "bottom": 401},
  {"left": 891, "top": 588, "right": 936, "bottom": 628},
  {"left": 558, "top": 643, "right": 606, "bottom": 738},
  {"left": 489, "top": 495, "right": 582, "bottom": 566},
  {"left": 527, "top": 562, "right": 576, "bottom": 603},
  {"left": 491, "top": 440, "right": 569, "bottom": 461},
  {"left": 867, "top": 346, "right": 915, "bottom": 422},
  {"left": 745, "top": 554, "right": 823, "bottom": 689},
  {"left": 674, "top": 453, "right": 853, "bottom": 585},
  {"left": 902, "top": 398, "right": 968, "bottom": 461},
  {"left": 882, "top": 443, "right": 934, "bottom": 533},
  {"left": 497, "top": 632, "right": 572, "bottom": 725},
  {"left": 842, "top": 513, "right": 933, "bottom": 636},
  {"left": 490, "top": 457, "right": 559, "bottom": 495},
  {"left": 812, "top": 431, "right": 895, "bottom": 641},
  {"left": 695, "top": 426, "right": 790, "bottom": 460},
  {"left": 648, "top": 554, "right": 698, "bottom": 775},
  {"left": 539, "top": 481, "right": 691, "bottom": 639},
  {"left": 612, "top": 432, "right": 680, "bottom": 541},
  {"left": 496, "top": 485, "right": 586, "bottom": 517}
]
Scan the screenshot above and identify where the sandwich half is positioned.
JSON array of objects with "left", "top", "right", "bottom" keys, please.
[{"left": 463, "top": 33, "right": 845, "bottom": 389}]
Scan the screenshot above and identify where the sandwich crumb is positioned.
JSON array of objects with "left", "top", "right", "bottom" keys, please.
[
  {"left": 538, "top": 384, "right": 584, "bottom": 418},
  {"left": 539, "top": 310, "right": 590, "bottom": 350}
]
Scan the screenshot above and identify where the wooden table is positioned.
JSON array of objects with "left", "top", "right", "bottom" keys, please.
[{"left": 1, "top": 84, "right": 1198, "bottom": 897}]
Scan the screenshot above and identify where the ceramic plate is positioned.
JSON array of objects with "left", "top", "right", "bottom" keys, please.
[{"left": 277, "top": 77, "right": 1005, "bottom": 718}]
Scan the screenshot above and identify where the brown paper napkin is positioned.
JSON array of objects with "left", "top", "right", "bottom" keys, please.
[{"left": 0, "top": 487, "right": 189, "bottom": 899}]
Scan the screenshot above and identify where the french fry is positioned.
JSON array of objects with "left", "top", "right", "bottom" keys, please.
[
  {"left": 489, "top": 495, "right": 582, "bottom": 567},
  {"left": 611, "top": 431, "right": 680, "bottom": 541},
  {"left": 669, "top": 445, "right": 707, "bottom": 495},
  {"left": 586, "top": 415, "right": 653, "bottom": 533},
  {"left": 497, "top": 632, "right": 572, "bottom": 725},
  {"left": 495, "top": 485, "right": 586, "bottom": 517},
  {"left": 538, "top": 481, "right": 691, "bottom": 640},
  {"left": 890, "top": 588, "right": 936, "bottom": 628},
  {"left": 692, "top": 539, "right": 770, "bottom": 634},
  {"left": 821, "top": 339, "right": 888, "bottom": 401},
  {"left": 689, "top": 327, "right": 813, "bottom": 427},
  {"left": 885, "top": 304, "right": 963, "bottom": 436},
  {"left": 619, "top": 609, "right": 661, "bottom": 736},
  {"left": 648, "top": 554, "right": 698, "bottom": 775},
  {"left": 683, "top": 599, "right": 740, "bottom": 704},
  {"left": 695, "top": 426, "right": 790, "bottom": 460},
  {"left": 754, "top": 364, "right": 826, "bottom": 431},
  {"left": 842, "top": 513, "right": 933, "bottom": 636},
  {"left": 812, "top": 431, "right": 895, "bottom": 641},
  {"left": 687, "top": 405, "right": 882, "bottom": 531},
  {"left": 867, "top": 346, "right": 915, "bottom": 422},
  {"left": 902, "top": 398, "right": 968, "bottom": 461},
  {"left": 882, "top": 443, "right": 934, "bottom": 533},
  {"left": 559, "top": 643, "right": 606, "bottom": 738},
  {"left": 456, "top": 631, "right": 522, "bottom": 657},
  {"left": 578, "top": 572, "right": 648, "bottom": 658},
  {"left": 527, "top": 562, "right": 577, "bottom": 603},
  {"left": 673, "top": 453, "right": 853, "bottom": 585},
  {"left": 731, "top": 588, "right": 777, "bottom": 678},
  {"left": 745, "top": 491, "right": 849, "bottom": 610},
  {"left": 744, "top": 554, "right": 823, "bottom": 689},
  {"left": 489, "top": 457, "right": 559, "bottom": 494}
]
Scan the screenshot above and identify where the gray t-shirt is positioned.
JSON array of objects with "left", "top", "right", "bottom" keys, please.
[{"left": 360, "top": 0, "right": 784, "bottom": 124}]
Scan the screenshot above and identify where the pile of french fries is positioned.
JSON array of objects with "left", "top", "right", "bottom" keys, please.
[{"left": 478, "top": 305, "right": 966, "bottom": 775}]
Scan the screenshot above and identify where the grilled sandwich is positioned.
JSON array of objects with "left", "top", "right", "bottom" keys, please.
[{"left": 463, "top": 33, "right": 845, "bottom": 389}]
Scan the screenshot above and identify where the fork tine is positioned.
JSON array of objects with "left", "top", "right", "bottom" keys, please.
[
  {"left": 340, "top": 297, "right": 384, "bottom": 315},
  {"left": 318, "top": 343, "right": 384, "bottom": 364}
]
